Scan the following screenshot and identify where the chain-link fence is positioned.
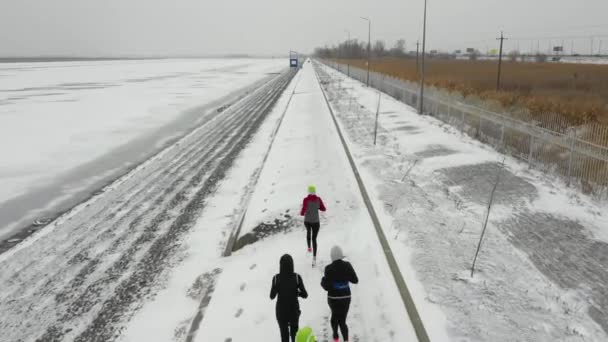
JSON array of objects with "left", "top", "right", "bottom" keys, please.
[{"left": 320, "top": 60, "right": 608, "bottom": 198}]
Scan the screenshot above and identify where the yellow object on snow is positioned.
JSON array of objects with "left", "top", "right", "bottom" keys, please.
[{"left": 296, "top": 326, "right": 316, "bottom": 342}]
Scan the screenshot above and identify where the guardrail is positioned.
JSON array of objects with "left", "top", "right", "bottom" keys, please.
[{"left": 320, "top": 60, "right": 608, "bottom": 199}]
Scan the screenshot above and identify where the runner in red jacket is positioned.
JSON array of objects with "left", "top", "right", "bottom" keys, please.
[{"left": 300, "top": 185, "right": 326, "bottom": 266}]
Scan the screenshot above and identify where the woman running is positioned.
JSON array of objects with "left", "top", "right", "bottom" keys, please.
[
  {"left": 300, "top": 185, "right": 326, "bottom": 266},
  {"left": 321, "top": 245, "right": 358, "bottom": 342},
  {"left": 270, "top": 254, "right": 309, "bottom": 342}
]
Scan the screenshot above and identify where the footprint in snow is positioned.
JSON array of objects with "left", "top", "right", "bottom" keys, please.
[
  {"left": 240, "top": 283, "right": 246, "bottom": 291},
  {"left": 235, "top": 308, "right": 243, "bottom": 318},
  {"left": 249, "top": 264, "right": 257, "bottom": 270},
  {"left": 321, "top": 315, "right": 331, "bottom": 341}
]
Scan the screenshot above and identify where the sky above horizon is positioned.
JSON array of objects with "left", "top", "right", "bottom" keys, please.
[{"left": 1, "top": 0, "right": 607, "bottom": 57}]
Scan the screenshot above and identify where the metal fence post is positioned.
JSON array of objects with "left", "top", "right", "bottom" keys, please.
[
  {"left": 460, "top": 109, "right": 465, "bottom": 133},
  {"left": 528, "top": 134, "right": 535, "bottom": 168},
  {"left": 447, "top": 98, "right": 452, "bottom": 123},
  {"left": 374, "top": 91, "right": 381, "bottom": 145},
  {"left": 567, "top": 127, "right": 577, "bottom": 186},
  {"left": 500, "top": 119, "right": 505, "bottom": 152}
]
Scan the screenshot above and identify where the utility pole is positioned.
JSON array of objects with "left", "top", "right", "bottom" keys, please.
[
  {"left": 416, "top": 40, "right": 420, "bottom": 74},
  {"left": 496, "top": 31, "right": 507, "bottom": 91},
  {"left": 418, "top": 0, "right": 428, "bottom": 114},
  {"left": 591, "top": 36, "right": 594, "bottom": 56},
  {"left": 360, "top": 17, "right": 371, "bottom": 86}
]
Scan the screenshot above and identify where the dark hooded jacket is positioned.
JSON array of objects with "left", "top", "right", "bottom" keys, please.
[
  {"left": 321, "top": 259, "right": 358, "bottom": 299},
  {"left": 270, "top": 254, "right": 308, "bottom": 318}
]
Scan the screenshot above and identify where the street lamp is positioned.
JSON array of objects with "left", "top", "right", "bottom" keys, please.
[
  {"left": 360, "top": 17, "right": 371, "bottom": 86},
  {"left": 345, "top": 29, "right": 351, "bottom": 76},
  {"left": 418, "top": 0, "right": 427, "bottom": 114}
]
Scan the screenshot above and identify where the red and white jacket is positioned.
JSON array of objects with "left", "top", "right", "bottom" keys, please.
[{"left": 300, "top": 194, "right": 326, "bottom": 223}]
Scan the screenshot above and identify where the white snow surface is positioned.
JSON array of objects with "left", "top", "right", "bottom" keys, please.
[
  {"left": 316, "top": 61, "right": 608, "bottom": 341},
  {"left": 0, "top": 58, "right": 283, "bottom": 238},
  {"left": 122, "top": 61, "right": 423, "bottom": 342}
]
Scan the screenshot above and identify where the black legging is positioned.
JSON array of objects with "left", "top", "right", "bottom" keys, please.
[
  {"left": 328, "top": 297, "right": 351, "bottom": 341},
  {"left": 277, "top": 313, "right": 299, "bottom": 342},
  {"left": 304, "top": 222, "right": 320, "bottom": 256}
]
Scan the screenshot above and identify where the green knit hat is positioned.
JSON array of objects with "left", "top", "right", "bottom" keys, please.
[
  {"left": 296, "top": 326, "right": 316, "bottom": 342},
  {"left": 308, "top": 185, "right": 316, "bottom": 194}
]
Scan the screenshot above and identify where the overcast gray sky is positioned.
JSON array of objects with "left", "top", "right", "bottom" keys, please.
[{"left": 1, "top": 0, "right": 607, "bottom": 57}]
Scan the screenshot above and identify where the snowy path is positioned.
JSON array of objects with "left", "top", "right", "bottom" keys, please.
[
  {"left": 315, "top": 61, "right": 608, "bottom": 341},
  {"left": 193, "top": 61, "right": 418, "bottom": 342},
  {"left": 0, "top": 70, "right": 295, "bottom": 341}
]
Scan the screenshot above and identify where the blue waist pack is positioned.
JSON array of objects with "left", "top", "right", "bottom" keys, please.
[{"left": 333, "top": 281, "right": 349, "bottom": 290}]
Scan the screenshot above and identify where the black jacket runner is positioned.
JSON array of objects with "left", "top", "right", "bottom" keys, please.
[{"left": 270, "top": 254, "right": 308, "bottom": 318}]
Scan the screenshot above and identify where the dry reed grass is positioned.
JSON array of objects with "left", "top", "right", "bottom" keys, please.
[{"left": 337, "top": 58, "right": 608, "bottom": 125}]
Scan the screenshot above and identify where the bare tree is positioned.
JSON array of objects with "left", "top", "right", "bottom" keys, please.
[
  {"left": 389, "top": 39, "right": 406, "bottom": 57},
  {"left": 373, "top": 40, "right": 386, "bottom": 57}
]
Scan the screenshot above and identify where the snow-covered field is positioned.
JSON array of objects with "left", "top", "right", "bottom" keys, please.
[
  {"left": 0, "top": 58, "right": 284, "bottom": 240},
  {"left": 315, "top": 61, "right": 608, "bottom": 341}
]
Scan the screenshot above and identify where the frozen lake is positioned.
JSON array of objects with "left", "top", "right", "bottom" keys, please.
[{"left": 0, "top": 58, "right": 285, "bottom": 241}]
